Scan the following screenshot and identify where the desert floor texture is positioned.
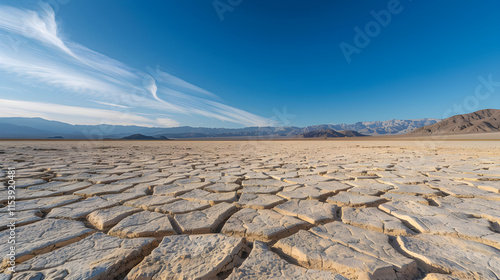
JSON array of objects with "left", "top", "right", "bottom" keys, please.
[{"left": 1, "top": 140, "right": 500, "bottom": 280}]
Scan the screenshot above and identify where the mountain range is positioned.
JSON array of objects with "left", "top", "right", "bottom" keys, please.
[
  {"left": 0, "top": 117, "right": 440, "bottom": 139},
  {"left": 301, "top": 129, "right": 366, "bottom": 138},
  {"left": 327, "top": 119, "right": 440, "bottom": 135},
  {"left": 410, "top": 109, "right": 500, "bottom": 135}
]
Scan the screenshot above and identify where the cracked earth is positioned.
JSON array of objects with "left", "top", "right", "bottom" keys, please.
[{"left": 1, "top": 140, "right": 499, "bottom": 279}]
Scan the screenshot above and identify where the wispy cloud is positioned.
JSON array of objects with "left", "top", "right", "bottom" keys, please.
[
  {"left": 91, "top": 100, "right": 131, "bottom": 109},
  {"left": 0, "top": 98, "right": 179, "bottom": 127},
  {"left": 0, "top": 4, "right": 70, "bottom": 54},
  {"left": 0, "top": 4, "right": 272, "bottom": 127}
]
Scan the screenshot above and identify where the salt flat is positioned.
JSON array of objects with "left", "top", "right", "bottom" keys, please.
[{"left": 0, "top": 140, "right": 499, "bottom": 279}]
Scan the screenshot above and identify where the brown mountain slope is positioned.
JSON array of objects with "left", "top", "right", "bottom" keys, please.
[
  {"left": 301, "top": 129, "right": 346, "bottom": 138},
  {"left": 409, "top": 109, "right": 500, "bottom": 135}
]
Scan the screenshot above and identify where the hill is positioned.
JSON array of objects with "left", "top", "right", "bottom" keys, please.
[
  {"left": 409, "top": 109, "right": 500, "bottom": 135},
  {"left": 121, "top": 134, "right": 169, "bottom": 140},
  {"left": 338, "top": 130, "right": 367, "bottom": 137},
  {"left": 301, "top": 129, "right": 366, "bottom": 138}
]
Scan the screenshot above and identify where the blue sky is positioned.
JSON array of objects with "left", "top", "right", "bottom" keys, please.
[{"left": 1, "top": 0, "right": 499, "bottom": 128}]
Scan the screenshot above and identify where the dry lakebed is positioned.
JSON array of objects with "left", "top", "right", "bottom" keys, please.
[{"left": 0, "top": 140, "right": 499, "bottom": 280}]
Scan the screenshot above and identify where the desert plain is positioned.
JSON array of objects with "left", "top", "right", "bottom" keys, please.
[{"left": 0, "top": 139, "right": 500, "bottom": 280}]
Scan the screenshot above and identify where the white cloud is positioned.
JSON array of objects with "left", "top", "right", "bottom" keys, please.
[
  {"left": 150, "top": 70, "right": 271, "bottom": 127},
  {"left": 0, "top": 4, "right": 272, "bottom": 127},
  {"left": 90, "top": 100, "right": 130, "bottom": 109},
  {"left": 0, "top": 98, "right": 179, "bottom": 127},
  {"left": 156, "top": 118, "right": 181, "bottom": 128},
  {"left": 146, "top": 65, "right": 217, "bottom": 98},
  {"left": 0, "top": 4, "right": 70, "bottom": 54}
]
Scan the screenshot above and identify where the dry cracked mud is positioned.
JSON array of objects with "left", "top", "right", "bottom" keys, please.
[{"left": 0, "top": 140, "right": 499, "bottom": 279}]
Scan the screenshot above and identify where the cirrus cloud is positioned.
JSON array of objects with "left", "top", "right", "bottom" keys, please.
[
  {"left": 0, "top": 98, "right": 179, "bottom": 127},
  {"left": 0, "top": 3, "right": 272, "bottom": 127}
]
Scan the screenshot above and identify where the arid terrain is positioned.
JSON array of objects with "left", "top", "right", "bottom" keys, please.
[
  {"left": 411, "top": 109, "right": 500, "bottom": 135},
  {"left": 1, "top": 140, "right": 500, "bottom": 280}
]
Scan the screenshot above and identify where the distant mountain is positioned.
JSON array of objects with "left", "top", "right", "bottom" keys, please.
[
  {"left": 0, "top": 122, "right": 52, "bottom": 138},
  {"left": 0, "top": 118, "right": 154, "bottom": 139},
  {"left": 0, "top": 117, "right": 439, "bottom": 139},
  {"left": 326, "top": 119, "right": 441, "bottom": 135},
  {"left": 301, "top": 129, "right": 366, "bottom": 138},
  {"left": 338, "top": 130, "right": 367, "bottom": 137},
  {"left": 409, "top": 109, "right": 500, "bottom": 135},
  {"left": 121, "top": 134, "right": 169, "bottom": 140},
  {"left": 302, "top": 129, "right": 346, "bottom": 138}
]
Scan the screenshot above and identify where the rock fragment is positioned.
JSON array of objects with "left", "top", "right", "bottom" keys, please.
[
  {"left": 309, "top": 222, "right": 417, "bottom": 279},
  {"left": 46, "top": 196, "right": 118, "bottom": 220},
  {"left": 476, "top": 181, "right": 500, "bottom": 193},
  {"left": 154, "top": 199, "right": 210, "bottom": 215},
  {"left": 381, "top": 192, "right": 429, "bottom": 204},
  {"left": 387, "top": 184, "right": 441, "bottom": 197},
  {"left": 0, "top": 219, "right": 94, "bottom": 267},
  {"left": 379, "top": 200, "right": 500, "bottom": 249},
  {"left": 205, "top": 183, "right": 241, "bottom": 193},
  {"left": 240, "top": 185, "right": 283, "bottom": 194},
  {"left": 0, "top": 195, "right": 80, "bottom": 212},
  {"left": 87, "top": 205, "right": 141, "bottom": 230},
  {"left": 277, "top": 185, "right": 334, "bottom": 200},
  {"left": 327, "top": 192, "right": 386, "bottom": 207},
  {"left": 346, "top": 180, "right": 394, "bottom": 196},
  {"left": 222, "top": 208, "right": 310, "bottom": 242},
  {"left": 124, "top": 195, "right": 179, "bottom": 210},
  {"left": 175, "top": 202, "right": 237, "bottom": 234},
  {"left": 397, "top": 234, "right": 500, "bottom": 279},
  {"left": 422, "top": 274, "right": 461, "bottom": 280},
  {"left": 274, "top": 230, "right": 403, "bottom": 280},
  {"left": 342, "top": 207, "right": 414, "bottom": 236},
  {"left": 433, "top": 196, "right": 500, "bottom": 223},
  {"left": 180, "top": 189, "right": 238, "bottom": 205},
  {"left": 73, "top": 183, "right": 134, "bottom": 197},
  {"left": 274, "top": 199, "right": 337, "bottom": 224},
  {"left": 153, "top": 182, "right": 212, "bottom": 196},
  {"left": 228, "top": 241, "right": 348, "bottom": 280},
  {"left": 427, "top": 181, "right": 500, "bottom": 200},
  {"left": 236, "top": 193, "right": 286, "bottom": 209},
  {"left": 0, "top": 210, "right": 42, "bottom": 230},
  {"left": 13, "top": 233, "right": 156, "bottom": 280},
  {"left": 108, "top": 211, "right": 176, "bottom": 238},
  {"left": 125, "top": 234, "right": 247, "bottom": 280}
]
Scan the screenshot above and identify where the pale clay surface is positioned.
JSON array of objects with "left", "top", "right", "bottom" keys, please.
[{"left": 0, "top": 140, "right": 499, "bottom": 279}]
